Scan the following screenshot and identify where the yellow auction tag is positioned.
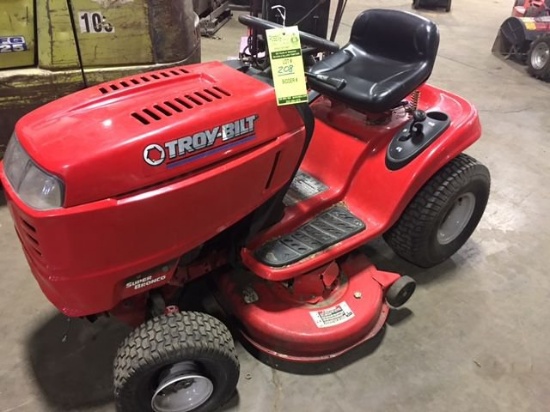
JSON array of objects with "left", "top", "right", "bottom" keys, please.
[{"left": 266, "top": 26, "right": 308, "bottom": 106}]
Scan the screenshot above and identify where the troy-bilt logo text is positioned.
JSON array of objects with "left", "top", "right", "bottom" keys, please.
[{"left": 144, "top": 115, "right": 258, "bottom": 167}]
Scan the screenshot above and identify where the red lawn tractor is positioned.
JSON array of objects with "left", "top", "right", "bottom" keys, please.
[{"left": 0, "top": 9, "right": 490, "bottom": 412}]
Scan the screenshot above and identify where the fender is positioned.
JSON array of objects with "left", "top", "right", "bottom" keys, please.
[{"left": 241, "top": 83, "right": 482, "bottom": 281}]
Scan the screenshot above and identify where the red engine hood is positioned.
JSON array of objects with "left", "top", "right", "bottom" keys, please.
[{"left": 15, "top": 61, "right": 299, "bottom": 207}]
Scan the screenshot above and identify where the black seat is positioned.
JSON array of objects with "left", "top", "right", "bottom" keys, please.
[{"left": 308, "top": 9, "right": 439, "bottom": 113}]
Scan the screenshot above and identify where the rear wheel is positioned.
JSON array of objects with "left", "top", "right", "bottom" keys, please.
[
  {"left": 114, "top": 311, "right": 239, "bottom": 412},
  {"left": 412, "top": 0, "right": 421, "bottom": 10},
  {"left": 384, "top": 154, "right": 490, "bottom": 268},
  {"left": 445, "top": 0, "right": 452, "bottom": 12},
  {"left": 527, "top": 35, "right": 550, "bottom": 81}
]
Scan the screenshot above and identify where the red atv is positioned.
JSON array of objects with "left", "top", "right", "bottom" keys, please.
[{"left": 0, "top": 9, "right": 490, "bottom": 412}]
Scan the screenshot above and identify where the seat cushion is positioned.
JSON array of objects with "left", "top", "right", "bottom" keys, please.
[{"left": 308, "top": 9, "right": 439, "bottom": 113}]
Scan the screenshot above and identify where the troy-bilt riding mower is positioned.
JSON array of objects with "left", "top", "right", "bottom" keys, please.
[
  {"left": 0, "top": 8, "right": 490, "bottom": 412},
  {"left": 493, "top": 0, "right": 550, "bottom": 80}
]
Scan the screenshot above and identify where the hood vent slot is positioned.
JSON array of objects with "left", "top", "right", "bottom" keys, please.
[
  {"left": 17, "top": 218, "right": 42, "bottom": 258},
  {"left": 99, "top": 68, "right": 190, "bottom": 95},
  {"left": 131, "top": 87, "right": 232, "bottom": 125}
]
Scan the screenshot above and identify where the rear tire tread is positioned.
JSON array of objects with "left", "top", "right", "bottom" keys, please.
[{"left": 384, "top": 154, "right": 490, "bottom": 268}]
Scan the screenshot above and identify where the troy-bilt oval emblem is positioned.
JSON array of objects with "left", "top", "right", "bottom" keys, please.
[
  {"left": 143, "top": 115, "right": 258, "bottom": 168},
  {"left": 143, "top": 144, "right": 166, "bottom": 166}
]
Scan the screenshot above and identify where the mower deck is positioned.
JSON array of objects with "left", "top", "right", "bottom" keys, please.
[{"left": 216, "top": 254, "right": 399, "bottom": 361}]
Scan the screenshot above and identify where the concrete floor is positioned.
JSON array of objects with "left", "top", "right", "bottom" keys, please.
[{"left": 1, "top": 0, "right": 549, "bottom": 411}]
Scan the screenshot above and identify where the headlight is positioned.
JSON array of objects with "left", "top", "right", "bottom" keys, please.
[
  {"left": 3, "top": 132, "right": 30, "bottom": 186},
  {"left": 3, "top": 133, "right": 64, "bottom": 210}
]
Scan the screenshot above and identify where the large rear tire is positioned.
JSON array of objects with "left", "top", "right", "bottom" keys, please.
[
  {"left": 384, "top": 154, "right": 490, "bottom": 268},
  {"left": 114, "top": 311, "right": 239, "bottom": 412}
]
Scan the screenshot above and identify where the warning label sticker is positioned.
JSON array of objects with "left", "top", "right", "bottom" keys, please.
[
  {"left": 310, "top": 302, "right": 355, "bottom": 328},
  {"left": 284, "top": 171, "right": 328, "bottom": 206}
]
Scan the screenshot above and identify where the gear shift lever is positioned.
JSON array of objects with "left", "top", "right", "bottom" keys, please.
[{"left": 409, "top": 110, "right": 427, "bottom": 136}]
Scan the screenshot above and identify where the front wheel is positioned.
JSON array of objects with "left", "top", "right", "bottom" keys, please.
[
  {"left": 114, "top": 311, "right": 239, "bottom": 412},
  {"left": 384, "top": 154, "right": 490, "bottom": 268}
]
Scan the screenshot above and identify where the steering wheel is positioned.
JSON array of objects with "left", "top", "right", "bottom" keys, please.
[{"left": 238, "top": 15, "right": 340, "bottom": 54}]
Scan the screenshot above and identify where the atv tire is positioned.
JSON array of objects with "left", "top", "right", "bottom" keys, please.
[
  {"left": 114, "top": 311, "right": 239, "bottom": 412},
  {"left": 384, "top": 154, "right": 490, "bottom": 268},
  {"left": 527, "top": 35, "right": 550, "bottom": 81}
]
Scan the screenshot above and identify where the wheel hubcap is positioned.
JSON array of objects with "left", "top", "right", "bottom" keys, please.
[
  {"left": 437, "top": 192, "right": 476, "bottom": 245},
  {"left": 398, "top": 284, "right": 414, "bottom": 303},
  {"left": 531, "top": 42, "right": 550, "bottom": 70},
  {"left": 151, "top": 362, "right": 214, "bottom": 412}
]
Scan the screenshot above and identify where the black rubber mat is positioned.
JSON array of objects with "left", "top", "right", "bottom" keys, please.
[{"left": 255, "top": 206, "right": 365, "bottom": 267}]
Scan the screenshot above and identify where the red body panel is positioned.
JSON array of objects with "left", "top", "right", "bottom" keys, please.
[
  {"left": 242, "top": 85, "right": 482, "bottom": 281},
  {"left": 15, "top": 62, "right": 304, "bottom": 207},
  {"left": 1, "top": 63, "right": 307, "bottom": 316}
]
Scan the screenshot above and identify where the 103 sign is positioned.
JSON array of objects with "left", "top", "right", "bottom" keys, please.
[
  {"left": 79, "top": 12, "right": 115, "bottom": 33},
  {"left": 0, "top": 36, "right": 27, "bottom": 53}
]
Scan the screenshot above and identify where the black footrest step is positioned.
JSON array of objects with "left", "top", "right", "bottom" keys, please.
[{"left": 255, "top": 206, "right": 365, "bottom": 267}]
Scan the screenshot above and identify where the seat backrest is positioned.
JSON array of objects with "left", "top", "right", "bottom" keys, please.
[{"left": 350, "top": 9, "right": 439, "bottom": 65}]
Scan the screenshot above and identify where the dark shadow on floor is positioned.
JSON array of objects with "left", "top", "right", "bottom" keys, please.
[
  {"left": 26, "top": 313, "right": 131, "bottom": 411},
  {"left": 359, "top": 238, "right": 459, "bottom": 285},
  {"left": 386, "top": 307, "right": 414, "bottom": 326},
  {"left": 0, "top": 188, "right": 6, "bottom": 207}
]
